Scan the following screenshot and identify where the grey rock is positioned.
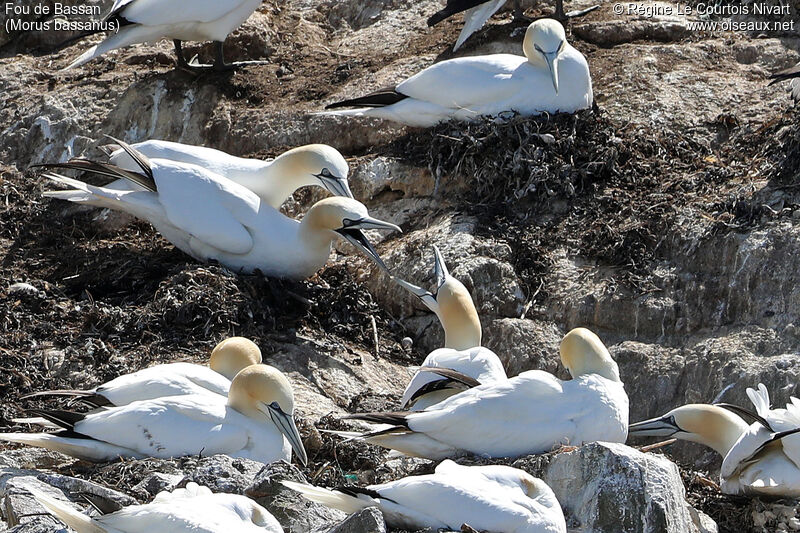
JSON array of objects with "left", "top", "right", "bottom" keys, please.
[
  {"left": 1, "top": 475, "right": 70, "bottom": 531},
  {"left": 323, "top": 507, "right": 386, "bottom": 533},
  {"left": 514, "top": 442, "right": 715, "bottom": 533},
  {"left": 180, "top": 455, "right": 265, "bottom": 494},
  {"left": 35, "top": 473, "right": 137, "bottom": 508}
]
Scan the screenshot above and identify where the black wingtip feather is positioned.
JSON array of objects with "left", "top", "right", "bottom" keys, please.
[
  {"left": 325, "top": 88, "right": 408, "bottom": 110},
  {"left": 342, "top": 411, "right": 410, "bottom": 428}
]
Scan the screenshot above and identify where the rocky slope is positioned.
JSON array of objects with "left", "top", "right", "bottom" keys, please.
[{"left": 1, "top": 0, "right": 800, "bottom": 531}]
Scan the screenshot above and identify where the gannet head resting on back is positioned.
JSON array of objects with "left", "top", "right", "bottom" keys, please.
[
  {"left": 209, "top": 337, "right": 263, "bottom": 380},
  {"left": 522, "top": 19, "right": 567, "bottom": 94},
  {"left": 559, "top": 327, "right": 620, "bottom": 382},
  {"left": 301, "top": 197, "right": 401, "bottom": 273},
  {"left": 393, "top": 245, "right": 482, "bottom": 350},
  {"left": 628, "top": 404, "right": 750, "bottom": 457},
  {"left": 266, "top": 144, "right": 353, "bottom": 201},
  {"left": 227, "top": 364, "right": 308, "bottom": 466}
]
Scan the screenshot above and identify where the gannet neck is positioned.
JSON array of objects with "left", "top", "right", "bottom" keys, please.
[
  {"left": 262, "top": 144, "right": 351, "bottom": 205},
  {"left": 436, "top": 277, "right": 482, "bottom": 350},
  {"left": 673, "top": 405, "right": 751, "bottom": 456},
  {"left": 559, "top": 328, "right": 620, "bottom": 382},
  {"left": 209, "top": 337, "right": 262, "bottom": 380}
]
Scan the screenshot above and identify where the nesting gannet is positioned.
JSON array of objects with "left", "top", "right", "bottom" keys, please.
[
  {"left": 344, "top": 328, "right": 628, "bottom": 459},
  {"left": 323, "top": 19, "right": 592, "bottom": 127},
  {"left": 629, "top": 384, "right": 800, "bottom": 496},
  {"left": 0, "top": 364, "right": 308, "bottom": 465},
  {"left": 769, "top": 62, "right": 800, "bottom": 103},
  {"left": 64, "top": 0, "right": 265, "bottom": 70},
  {"left": 30, "top": 482, "right": 282, "bottom": 532},
  {"left": 104, "top": 141, "right": 354, "bottom": 208},
  {"left": 394, "top": 246, "right": 506, "bottom": 410},
  {"left": 36, "top": 138, "right": 400, "bottom": 278},
  {"left": 284, "top": 459, "right": 566, "bottom": 532},
  {"left": 21, "top": 337, "right": 261, "bottom": 409}
]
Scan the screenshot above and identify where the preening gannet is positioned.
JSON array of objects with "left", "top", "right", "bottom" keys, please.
[
  {"left": 284, "top": 459, "right": 566, "bottom": 533},
  {"left": 64, "top": 0, "right": 265, "bottom": 70},
  {"left": 769, "top": 62, "right": 800, "bottom": 103},
  {"left": 629, "top": 384, "right": 800, "bottom": 496},
  {"left": 37, "top": 138, "right": 400, "bottom": 278},
  {"left": 30, "top": 482, "right": 282, "bottom": 533},
  {"left": 105, "top": 141, "right": 354, "bottom": 208},
  {"left": 20, "top": 337, "right": 261, "bottom": 408},
  {"left": 323, "top": 19, "right": 592, "bottom": 127},
  {"left": 344, "top": 328, "right": 628, "bottom": 459},
  {"left": 0, "top": 364, "right": 308, "bottom": 465},
  {"left": 395, "top": 246, "right": 506, "bottom": 410}
]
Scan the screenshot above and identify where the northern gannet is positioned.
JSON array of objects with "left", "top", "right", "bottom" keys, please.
[
  {"left": 284, "top": 459, "right": 566, "bottom": 532},
  {"left": 37, "top": 138, "right": 400, "bottom": 278},
  {"left": 20, "top": 337, "right": 261, "bottom": 408},
  {"left": 104, "top": 141, "right": 354, "bottom": 208},
  {"left": 0, "top": 364, "right": 308, "bottom": 465},
  {"left": 769, "top": 62, "right": 800, "bottom": 103},
  {"left": 323, "top": 19, "right": 592, "bottom": 127},
  {"left": 30, "top": 482, "right": 282, "bottom": 532},
  {"left": 64, "top": 0, "right": 266, "bottom": 70},
  {"left": 394, "top": 246, "right": 506, "bottom": 410},
  {"left": 344, "top": 328, "right": 628, "bottom": 459},
  {"left": 629, "top": 384, "right": 800, "bottom": 496}
]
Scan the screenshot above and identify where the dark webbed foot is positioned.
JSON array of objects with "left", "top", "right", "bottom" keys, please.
[{"left": 173, "top": 40, "right": 269, "bottom": 72}]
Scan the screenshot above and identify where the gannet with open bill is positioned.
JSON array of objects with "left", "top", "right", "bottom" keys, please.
[
  {"left": 104, "top": 141, "right": 354, "bottom": 208},
  {"left": 769, "top": 62, "right": 800, "bottom": 103},
  {"left": 29, "top": 481, "right": 282, "bottom": 532},
  {"left": 394, "top": 245, "right": 506, "bottom": 410},
  {"left": 19, "top": 337, "right": 261, "bottom": 409},
  {"left": 629, "top": 383, "right": 800, "bottom": 496},
  {"left": 35, "top": 137, "right": 400, "bottom": 278},
  {"left": 64, "top": 0, "right": 266, "bottom": 70},
  {"left": 284, "top": 459, "right": 566, "bottom": 532},
  {"left": 343, "top": 327, "right": 628, "bottom": 459},
  {"left": 0, "top": 364, "right": 308, "bottom": 465},
  {"left": 322, "top": 19, "right": 592, "bottom": 127}
]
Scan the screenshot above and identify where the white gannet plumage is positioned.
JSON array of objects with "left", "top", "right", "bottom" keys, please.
[
  {"left": 394, "top": 245, "right": 506, "bottom": 410},
  {"left": 19, "top": 337, "right": 262, "bottom": 409},
  {"left": 346, "top": 328, "right": 628, "bottom": 459},
  {"left": 0, "top": 364, "right": 308, "bottom": 466},
  {"left": 105, "top": 141, "right": 354, "bottom": 208},
  {"left": 629, "top": 386, "right": 800, "bottom": 497},
  {"left": 65, "top": 0, "right": 264, "bottom": 70},
  {"left": 29, "top": 482, "right": 282, "bottom": 533},
  {"left": 37, "top": 138, "right": 400, "bottom": 278},
  {"left": 323, "top": 19, "right": 592, "bottom": 127},
  {"left": 284, "top": 459, "right": 566, "bottom": 533}
]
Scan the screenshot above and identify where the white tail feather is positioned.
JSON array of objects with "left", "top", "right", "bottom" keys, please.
[
  {"left": 281, "top": 480, "right": 372, "bottom": 515},
  {"left": 0, "top": 432, "right": 141, "bottom": 462},
  {"left": 64, "top": 25, "right": 167, "bottom": 70},
  {"left": 27, "top": 486, "right": 107, "bottom": 533},
  {"left": 747, "top": 383, "right": 771, "bottom": 417}
]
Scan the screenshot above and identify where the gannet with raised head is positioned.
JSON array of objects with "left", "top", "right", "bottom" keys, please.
[
  {"left": 36, "top": 138, "right": 400, "bottom": 278},
  {"left": 0, "top": 364, "right": 308, "bottom": 465},
  {"left": 395, "top": 245, "right": 506, "bottom": 410},
  {"left": 769, "top": 62, "right": 800, "bottom": 103},
  {"left": 323, "top": 19, "right": 592, "bottom": 127},
  {"left": 30, "top": 482, "right": 282, "bottom": 533},
  {"left": 284, "top": 459, "right": 566, "bottom": 533},
  {"left": 629, "top": 384, "right": 800, "bottom": 496},
  {"left": 105, "top": 141, "right": 354, "bottom": 208},
  {"left": 20, "top": 337, "right": 261, "bottom": 409},
  {"left": 344, "top": 328, "right": 628, "bottom": 459},
  {"left": 65, "top": 0, "right": 266, "bottom": 70}
]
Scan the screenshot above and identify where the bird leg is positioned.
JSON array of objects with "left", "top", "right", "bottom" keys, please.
[
  {"left": 513, "top": 0, "right": 532, "bottom": 20},
  {"left": 553, "top": 0, "right": 600, "bottom": 22}
]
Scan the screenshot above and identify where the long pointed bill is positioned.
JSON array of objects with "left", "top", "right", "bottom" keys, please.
[
  {"left": 393, "top": 277, "right": 438, "bottom": 311},
  {"left": 544, "top": 52, "right": 559, "bottom": 94},
  {"left": 431, "top": 245, "right": 449, "bottom": 289},
  {"left": 319, "top": 175, "right": 354, "bottom": 200},
  {"left": 262, "top": 403, "right": 308, "bottom": 466},
  {"left": 628, "top": 416, "right": 680, "bottom": 438},
  {"left": 349, "top": 217, "right": 402, "bottom": 233},
  {"left": 337, "top": 228, "right": 391, "bottom": 273}
]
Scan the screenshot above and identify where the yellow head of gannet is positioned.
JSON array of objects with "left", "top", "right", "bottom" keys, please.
[
  {"left": 522, "top": 19, "right": 567, "bottom": 94},
  {"left": 559, "top": 327, "right": 620, "bottom": 382},
  {"left": 628, "top": 404, "right": 751, "bottom": 456},
  {"left": 394, "top": 245, "right": 481, "bottom": 350},
  {"left": 267, "top": 144, "right": 353, "bottom": 200},
  {"left": 209, "top": 337, "right": 263, "bottom": 380},
  {"left": 227, "top": 364, "right": 308, "bottom": 466},
  {"left": 301, "top": 196, "right": 401, "bottom": 273}
]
